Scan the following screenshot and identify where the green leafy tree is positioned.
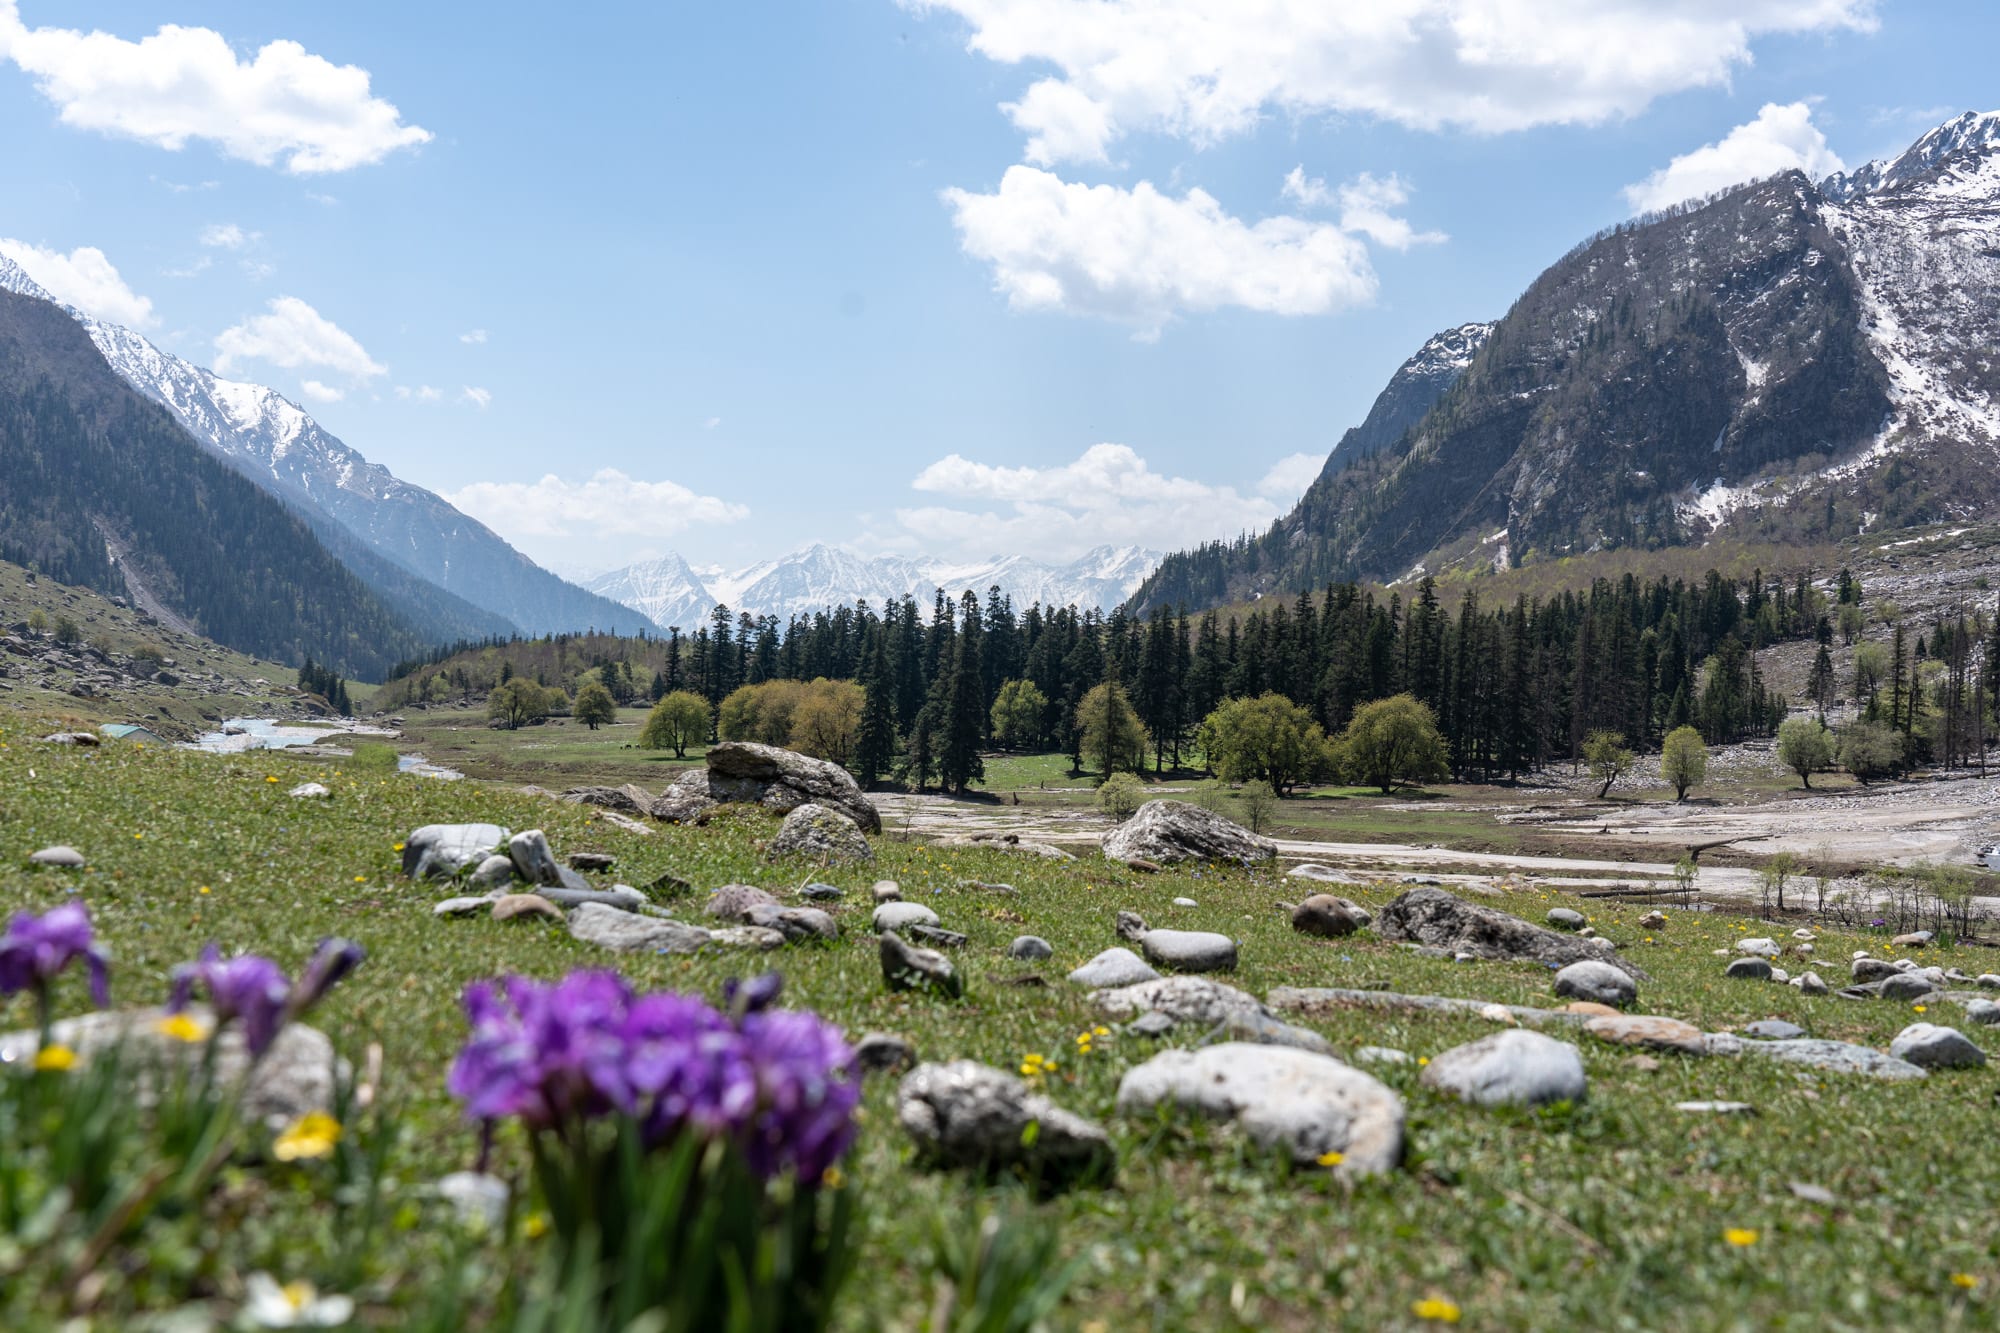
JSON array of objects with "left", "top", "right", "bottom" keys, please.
[
  {"left": 1237, "top": 779, "right": 1277, "bottom": 834},
  {"left": 1659, "top": 725, "right": 1708, "bottom": 801},
  {"left": 1332, "top": 694, "right": 1450, "bottom": 795},
  {"left": 1097, "top": 771, "right": 1145, "bottom": 822},
  {"left": 639, "top": 690, "right": 710, "bottom": 757},
  {"left": 487, "top": 677, "right": 551, "bottom": 730},
  {"left": 1077, "top": 681, "right": 1150, "bottom": 778},
  {"left": 989, "top": 678, "right": 1049, "bottom": 752},
  {"left": 1196, "top": 692, "right": 1335, "bottom": 795},
  {"left": 1582, "top": 728, "right": 1634, "bottom": 798},
  {"left": 573, "top": 680, "right": 617, "bottom": 730},
  {"left": 791, "top": 678, "right": 865, "bottom": 766},
  {"left": 1777, "top": 716, "right": 1835, "bottom": 789},
  {"left": 1838, "top": 719, "right": 1902, "bottom": 785}
]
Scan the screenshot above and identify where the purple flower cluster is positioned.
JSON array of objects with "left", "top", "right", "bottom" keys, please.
[
  {"left": 448, "top": 970, "right": 858, "bottom": 1184},
  {"left": 170, "top": 938, "right": 366, "bottom": 1056},
  {"left": 0, "top": 903, "right": 110, "bottom": 1008}
]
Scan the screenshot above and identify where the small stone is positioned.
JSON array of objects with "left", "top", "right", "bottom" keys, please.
[
  {"left": 1577, "top": 926, "right": 1598, "bottom": 939},
  {"left": 28, "top": 845, "right": 85, "bottom": 868},
  {"left": 434, "top": 1172, "right": 509, "bottom": 1229},
  {"left": 1726, "top": 958, "right": 1773, "bottom": 981},
  {"left": 1892, "top": 931, "right": 1934, "bottom": 949},
  {"left": 1007, "top": 935, "right": 1054, "bottom": 961},
  {"left": 898, "top": 1061, "right": 1113, "bottom": 1185},
  {"left": 1637, "top": 911, "right": 1667, "bottom": 929},
  {"left": 1791, "top": 928, "right": 1816, "bottom": 941},
  {"left": 432, "top": 896, "right": 492, "bottom": 918},
  {"left": 880, "top": 931, "right": 962, "bottom": 999},
  {"left": 1789, "top": 1182, "right": 1837, "bottom": 1206},
  {"left": 1172, "top": 896, "right": 1198, "bottom": 908},
  {"left": 1124, "top": 858, "right": 1165, "bottom": 873},
  {"left": 567, "top": 852, "right": 616, "bottom": 872},
  {"left": 490, "top": 893, "right": 562, "bottom": 924},
  {"left": 744, "top": 904, "right": 838, "bottom": 944},
  {"left": 568, "top": 902, "right": 709, "bottom": 954},
  {"left": 706, "top": 884, "right": 782, "bottom": 920},
  {"left": 1420, "top": 1029, "right": 1587, "bottom": 1108},
  {"left": 1545, "top": 908, "right": 1586, "bottom": 931},
  {"left": 1676, "top": 1101, "right": 1757, "bottom": 1115},
  {"left": 1136, "top": 928, "right": 1238, "bottom": 974},
  {"left": 1743, "top": 1019, "right": 1806, "bottom": 1040},
  {"left": 1126, "top": 1011, "right": 1177, "bottom": 1038},
  {"left": 1770, "top": 967, "right": 1791, "bottom": 984},
  {"left": 1851, "top": 957, "right": 1900, "bottom": 983},
  {"left": 799, "top": 882, "right": 844, "bottom": 901},
  {"left": 1291, "top": 895, "right": 1368, "bottom": 939},
  {"left": 909, "top": 925, "right": 969, "bottom": 950},
  {"left": 854, "top": 1032, "right": 915, "bottom": 1075},
  {"left": 1879, "top": 973, "right": 1938, "bottom": 1001},
  {"left": 1625, "top": 1054, "right": 1662, "bottom": 1072},
  {"left": 1353, "top": 1046, "right": 1411, "bottom": 1066},
  {"left": 1582, "top": 1014, "right": 1706, "bottom": 1055},
  {"left": 873, "top": 901, "right": 941, "bottom": 933},
  {"left": 1963, "top": 999, "right": 2000, "bottom": 1026},
  {"left": 1794, "top": 971, "right": 1829, "bottom": 995},
  {"left": 1736, "top": 937, "right": 1780, "bottom": 959},
  {"left": 872, "top": 880, "right": 903, "bottom": 903},
  {"left": 1889, "top": 1022, "right": 1986, "bottom": 1069},
  {"left": 709, "top": 926, "right": 788, "bottom": 951},
  {"left": 1553, "top": 959, "right": 1637, "bottom": 1007},
  {"left": 1067, "top": 948, "right": 1161, "bottom": 989},
  {"left": 287, "top": 782, "right": 330, "bottom": 799},
  {"left": 1977, "top": 975, "right": 2000, "bottom": 990},
  {"left": 468, "top": 855, "right": 516, "bottom": 892}
]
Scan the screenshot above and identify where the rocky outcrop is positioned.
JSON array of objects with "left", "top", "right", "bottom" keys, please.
[
  {"left": 1102, "top": 800, "right": 1277, "bottom": 865},
  {"left": 1374, "top": 888, "right": 1644, "bottom": 978},
  {"left": 654, "top": 742, "right": 881, "bottom": 832}
]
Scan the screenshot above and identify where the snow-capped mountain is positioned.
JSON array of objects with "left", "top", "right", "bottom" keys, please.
[
  {"left": 588, "top": 543, "right": 1162, "bottom": 626},
  {"left": 0, "top": 255, "right": 656, "bottom": 640}
]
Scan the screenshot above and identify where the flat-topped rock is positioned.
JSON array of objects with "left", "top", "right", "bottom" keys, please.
[
  {"left": 1553, "top": 960, "right": 1637, "bottom": 1007},
  {"left": 1420, "top": 1030, "right": 1587, "bottom": 1108},
  {"left": 873, "top": 902, "right": 941, "bottom": 934},
  {"left": 568, "top": 902, "right": 709, "bottom": 954},
  {"left": 1067, "top": 948, "right": 1160, "bottom": 989},
  {"left": 1889, "top": 1023, "right": 1985, "bottom": 1069},
  {"left": 1091, "top": 976, "right": 1332, "bottom": 1054},
  {"left": 1102, "top": 800, "right": 1277, "bottom": 866},
  {"left": 1582, "top": 1014, "right": 1706, "bottom": 1055},
  {"left": 403, "top": 824, "right": 509, "bottom": 880},
  {"left": 28, "top": 844, "right": 86, "bottom": 868},
  {"left": 1722, "top": 1037, "right": 1927, "bottom": 1081}
]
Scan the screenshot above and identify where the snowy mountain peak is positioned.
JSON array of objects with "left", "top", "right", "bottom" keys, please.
[
  {"left": 1821, "top": 109, "right": 2000, "bottom": 202},
  {"left": 0, "top": 254, "right": 56, "bottom": 305},
  {"left": 1409, "top": 322, "right": 1496, "bottom": 375}
]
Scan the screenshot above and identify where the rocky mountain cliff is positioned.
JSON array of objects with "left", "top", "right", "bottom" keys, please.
[{"left": 1129, "top": 110, "right": 2000, "bottom": 612}]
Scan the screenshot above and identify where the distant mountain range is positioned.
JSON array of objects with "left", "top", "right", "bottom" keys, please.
[
  {"left": 1129, "top": 110, "right": 2000, "bottom": 612},
  {"left": 586, "top": 543, "right": 1162, "bottom": 626},
  {"left": 0, "top": 257, "right": 656, "bottom": 641}
]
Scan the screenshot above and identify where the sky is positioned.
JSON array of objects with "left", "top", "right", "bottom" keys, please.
[{"left": 1, "top": 1, "right": 1995, "bottom": 579}]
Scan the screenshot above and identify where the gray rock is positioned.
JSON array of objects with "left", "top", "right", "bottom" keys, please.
[
  {"left": 568, "top": 902, "right": 710, "bottom": 954},
  {"left": 1287, "top": 863, "right": 1361, "bottom": 885},
  {"left": 467, "top": 855, "right": 516, "bottom": 892},
  {"left": 1126, "top": 1011, "right": 1178, "bottom": 1038},
  {"left": 403, "top": 824, "right": 510, "bottom": 879},
  {"left": 1977, "top": 974, "right": 2000, "bottom": 990},
  {"left": 28, "top": 844, "right": 86, "bottom": 868},
  {"left": 706, "top": 884, "right": 782, "bottom": 920},
  {"left": 567, "top": 852, "right": 616, "bottom": 873},
  {"left": 898, "top": 1061, "right": 1114, "bottom": 1185},
  {"left": 287, "top": 782, "right": 330, "bottom": 799},
  {"left": 799, "top": 882, "right": 844, "bottom": 901},
  {"left": 432, "top": 896, "right": 492, "bottom": 918},
  {"left": 1851, "top": 958, "right": 1901, "bottom": 983},
  {"left": 561, "top": 784, "right": 662, "bottom": 816},
  {"left": 909, "top": 924, "right": 969, "bottom": 949},
  {"left": 1545, "top": 908, "right": 1586, "bottom": 931},
  {"left": 1091, "top": 976, "right": 1333, "bottom": 1054},
  {"left": 1140, "top": 928, "right": 1237, "bottom": 974},
  {"left": 507, "top": 830, "right": 569, "bottom": 888},
  {"left": 1008, "top": 935, "right": 1054, "bottom": 961},
  {"left": 1552, "top": 960, "right": 1637, "bottom": 1007},
  {"left": 1676, "top": 1101, "right": 1757, "bottom": 1115},
  {"left": 701, "top": 741, "right": 883, "bottom": 832},
  {"left": 1879, "top": 973, "right": 1938, "bottom": 1001},
  {"left": 1638, "top": 911, "right": 1667, "bottom": 929},
  {"left": 1581, "top": 1014, "right": 1706, "bottom": 1055},
  {"left": 1726, "top": 958, "right": 1773, "bottom": 981},
  {"left": 1373, "top": 888, "right": 1644, "bottom": 979},
  {"left": 1172, "top": 896, "right": 1198, "bottom": 908},
  {"left": 491, "top": 893, "right": 563, "bottom": 924},
  {"left": 1725, "top": 1037, "right": 1928, "bottom": 1081},
  {"left": 767, "top": 802, "right": 874, "bottom": 865},
  {"left": 1068, "top": 947, "right": 1161, "bottom": 989},
  {"left": 538, "top": 885, "right": 650, "bottom": 912},
  {"left": 709, "top": 926, "right": 788, "bottom": 951},
  {"left": 853, "top": 1032, "right": 915, "bottom": 1075},
  {"left": 1353, "top": 1046, "right": 1412, "bottom": 1066},
  {"left": 1892, "top": 930, "right": 1934, "bottom": 949},
  {"left": 744, "top": 904, "right": 839, "bottom": 944},
  {"left": 1116, "top": 1044, "right": 1404, "bottom": 1177},
  {"left": 873, "top": 901, "right": 941, "bottom": 933},
  {"left": 872, "top": 880, "right": 903, "bottom": 902},
  {"left": 1889, "top": 1022, "right": 1986, "bottom": 1069},
  {"left": 1743, "top": 1019, "right": 1807, "bottom": 1040},
  {"left": 1736, "top": 937, "right": 1780, "bottom": 959},
  {"left": 1964, "top": 999, "right": 2000, "bottom": 1026},
  {"left": 1292, "top": 895, "right": 1369, "bottom": 939},
  {"left": 1420, "top": 1030, "right": 1588, "bottom": 1108},
  {"left": 1101, "top": 800, "right": 1278, "bottom": 866},
  {"left": 1789, "top": 1182, "right": 1837, "bottom": 1206},
  {"left": 880, "top": 931, "right": 962, "bottom": 999},
  {"left": 1794, "top": 972, "right": 1830, "bottom": 995}
]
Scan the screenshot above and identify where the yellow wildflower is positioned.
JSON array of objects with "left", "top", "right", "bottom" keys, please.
[
  {"left": 32, "top": 1044, "right": 79, "bottom": 1072},
  {"left": 1724, "top": 1228, "right": 1760, "bottom": 1247},
  {"left": 393, "top": 842, "right": 406, "bottom": 852},
  {"left": 198, "top": 885, "right": 211, "bottom": 895},
  {"left": 353, "top": 875, "right": 367, "bottom": 883},
  {"left": 1412, "top": 1297, "right": 1462, "bottom": 1323},
  {"left": 821, "top": 1166, "right": 845, "bottom": 1190},
  {"left": 1317, "top": 1150, "right": 1345, "bottom": 1168},
  {"left": 155, "top": 1013, "right": 209, "bottom": 1043},
  {"left": 266, "top": 776, "right": 279, "bottom": 783},
  {"left": 523, "top": 1212, "right": 550, "bottom": 1239},
  {"left": 273, "top": 1111, "right": 343, "bottom": 1162},
  {"left": 1952, "top": 1273, "right": 1979, "bottom": 1290}
]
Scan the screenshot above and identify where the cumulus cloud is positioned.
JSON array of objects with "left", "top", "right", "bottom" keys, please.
[
  {"left": 0, "top": 238, "right": 156, "bottom": 326},
  {"left": 944, "top": 165, "right": 1377, "bottom": 337},
  {"left": 1257, "top": 451, "right": 1325, "bottom": 499},
  {"left": 460, "top": 386, "right": 492, "bottom": 409},
  {"left": 458, "top": 328, "right": 487, "bottom": 344},
  {"left": 214, "top": 296, "right": 384, "bottom": 380},
  {"left": 0, "top": 1, "right": 432, "bottom": 172},
  {"left": 899, "top": 442, "right": 1287, "bottom": 560},
  {"left": 902, "top": 0, "right": 1878, "bottom": 163},
  {"left": 1282, "top": 168, "right": 1446, "bottom": 250},
  {"left": 1623, "top": 101, "right": 1847, "bottom": 212},
  {"left": 199, "top": 223, "right": 257, "bottom": 250},
  {"left": 445, "top": 469, "right": 750, "bottom": 566},
  {"left": 299, "top": 379, "right": 342, "bottom": 403},
  {"left": 395, "top": 384, "right": 442, "bottom": 402}
]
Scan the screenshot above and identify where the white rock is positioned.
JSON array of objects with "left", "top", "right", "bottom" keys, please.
[
  {"left": 872, "top": 902, "right": 940, "bottom": 933},
  {"left": 1736, "top": 938, "right": 1780, "bottom": 959},
  {"left": 1888, "top": 1023, "right": 1987, "bottom": 1070},
  {"left": 1420, "top": 1030, "right": 1587, "bottom": 1108}
]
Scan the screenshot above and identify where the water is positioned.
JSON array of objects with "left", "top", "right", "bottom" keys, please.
[{"left": 185, "top": 717, "right": 462, "bottom": 780}]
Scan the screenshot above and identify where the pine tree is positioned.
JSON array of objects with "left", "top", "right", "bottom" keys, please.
[
  {"left": 854, "top": 633, "right": 898, "bottom": 787},
  {"left": 937, "top": 592, "right": 986, "bottom": 793}
]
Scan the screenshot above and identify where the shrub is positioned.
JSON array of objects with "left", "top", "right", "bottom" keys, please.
[
  {"left": 348, "top": 742, "right": 401, "bottom": 771},
  {"left": 1660, "top": 726, "right": 1708, "bottom": 801},
  {"left": 1838, "top": 720, "right": 1902, "bottom": 784},
  {"left": 1238, "top": 779, "right": 1277, "bottom": 834},
  {"left": 1097, "top": 771, "right": 1145, "bottom": 822},
  {"left": 1777, "top": 717, "right": 1835, "bottom": 789}
]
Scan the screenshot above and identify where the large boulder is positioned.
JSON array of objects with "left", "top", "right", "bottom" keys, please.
[
  {"left": 403, "top": 824, "right": 510, "bottom": 880},
  {"left": 1374, "top": 888, "right": 1643, "bottom": 978},
  {"left": 897, "top": 1061, "right": 1115, "bottom": 1186},
  {"left": 766, "top": 802, "right": 874, "bottom": 864},
  {"left": 561, "top": 784, "right": 662, "bottom": 816},
  {"left": 1102, "top": 800, "right": 1277, "bottom": 866},
  {"left": 657, "top": 742, "right": 882, "bottom": 832},
  {"left": 1115, "top": 1044, "right": 1404, "bottom": 1177}
]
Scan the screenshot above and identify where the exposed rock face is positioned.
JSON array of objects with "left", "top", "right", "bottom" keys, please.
[
  {"left": 1375, "top": 888, "right": 1642, "bottom": 978},
  {"left": 403, "top": 824, "right": 509, "bottom": 880},
  {"left": 1115, "top": 1044, "right": 1404, "bottom": 1177},
  {"left": 766, "top": 802, "right": 874, "bottom": 864},
  {"left": 655, "top": 742, "right": 882, "bottom": 832},
  {"left": 1101, "top": 800, "right": 1277, "bottom": 866},
  {"left": 897, "top": 1061, "right": 1114, "bottom": 1185}
]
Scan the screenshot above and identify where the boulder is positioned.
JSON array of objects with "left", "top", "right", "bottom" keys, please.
[
  {"left": 1373, "top": 888, "right": 1643, "bottom": 978},
  {"left": 1007, "top": 935, "right": 1054, "bottom": 961},
  {"left": 744, "top": 904, "right": 839, "bottom": 944},
  {"left": 1115, "top": 1044, "right": 1404, "bottom": 1177},
  {"left": 873, "top": 902, "right": 941, "bottom": 934},
  {"left": 1292, "top": 895, "right": 1369, "bottom": 939},
  {"left": 1067, "top": 948, "right": 1160, "bottom": 989},
  {"left": 1725, "top": 958, "right": 1773, "bottom": 981},
  {"left": 1101, "top": 800, "right": 1278, "bottom": 866},
  {"left": 766, "top": 803, "right": 874, "bottom": 864},
  {"left": 1723, "top": 1037, "right": 1928, "bottom": 1081},
  {"left": 1889, "top": 1023, "right": 1986, "bottom": 1069},
  {"left": 1553, "top": 960, "right": 1637, "bottom": 1007},
  {"left": 467, "top": 855, "right": 516, "bottom": 892},
  {"left": 1091, "top": 976, "right": 1332, "bottom": 1054},
  {"left": 1546, "top": 908, "right": 1586, "bottom": 931},
  {"left": 898, "top": 1061, "right": 1114, "bottom": 1186},
  {"left": 662, "top": 742, "right": 882, "bottom": 832},
  {"left": 880, "top": 931, "right": 962, "bottom": 999},
  {"left": 402, "top": 824, "right": 509, "bottom": 880},
  {"left": 1116, "top": 912, "right": 1237, "bottom": 973},
  {"left": 568, "top": 902, "right": 710, "bottom": 954},
  {"left": 1420, "top": 1030, "right": 1588, "bottom": 1108}
]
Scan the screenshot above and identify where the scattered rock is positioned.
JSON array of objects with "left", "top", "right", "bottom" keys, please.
[
  {"left": 1889, "top": 1023, "right": 1986, "bottom": 1069},
  {"left": 538, "top": 885, "right": 650, "bottom": 912},
  {"left": 287, "top": 782, "right": 330, "bottom": 799},
  {"left": 1743, "top": 1019, "right": 1806, "bottom": 1041},
  {"left": 1116, "top": 1043, "right": 1404, "bottom": 1176},
  {"left": 1292, "top": 895, "right": 1369, "bottom": 939},
  {"left": 1964, "top": 999, "right": 2000, "bottom": 1026},
  {"left": 1581, "top": 1014, "right": 1705, "bottom": 1055},
  {"left": 1101, "top": 800, "right": 1278, "bottom": 866},
  {"left": 468, "top": 855, "right": 516, "bottom": 892},
  {"left": 909, "top": 925, "right": 969, "bottom": 949},
  {"left": 880, "top": 931, "right": 962, "bottom": 999},
  {"left": 560, "top": 784, "right": 662, "bottom": 817},
  {"left": 1353, "top": 1046, "right": 1412, "bottom": 1066},
  {"left": 1067, "top": 948, "right": 1160, "bottom": 989},
  {"left": 1420, "top": 1030, "right": 1588, "bottom": 1108},
  {"left": 1172, "top": 896, "right": 1198, "bottom": 908},
  {"left": 706, "top": 884, "right": 781, "bottom": 920},
  {"left": 432, "top": 897, "right": 491, "bottom": 918},
  {"left": 743, "top": 904, "right": 838, "bottom": 944},
  {"left": 491, "top": 893, "right": 562, "bottom": 924},
  {"left": 1374, "top": 888, "right": 1643, "bottom": 978},
  {"left": 799, "top": 882, "right": 844, "bottom": 901},
  {"left": 568, "top": 902, "right": 709, "bottom": 954},
  {"left": 41, "top": 731, "right": 99, "bottom": 746},
  {"left": 1545, "top": 908, "right": 1586, "bottom": 931},
  {"left": 873, "top": 902, "right": 941, "bottom": 934},
  {"left": 853, "top": 1032, "right": 915, "bottom": 1075},
  {"left": 767, "top": 802, "right": 874, "bottom": 864},
  {"left": 403, "top": 824, "right": 510, "bottom": 879},
  {"left": 1288, "top": 863, "right": 1361, "bottom": 885},
  {"left": 1626, "top": 1054, "right": 1662, "bottom": 1072},
  {"left": 1676, "top": 1101, "right": 1757, "bottom": 1115},
  {"left": 28, "top": 845, "right": 85, "bottom": 868},
  {"left": 1794, "top": 972, "right": 1830, "bottom": 995},
  {"left": 647, "top": 871, "right": 695, "bottom": 898},
  {"left": 1852, "top": 958, "right": 1901, "bottom": 983},
  {"left": 1638, "top": 911, "right": 1667, "bottom": 929},
  {"left": 1789, "top": 1182, "right": 1837, "bottom": 1206},
  {"left": 1736, "top": 937, "right": 1780, "bottom": 959},
  {"left": 1723, "top": 1038, "right": 1927, "bottom": 1081},
  {"left": 1008, "top": 935, "right": 1054, "bottom": 961},
  {"left": 1726, "top": 958, "right": 1773, "bottom": 981},
  {"left": 1978, "top": 975, "right": 2000, "bottom": 990},
  {"left": 1879, "top": 973, "right": 1938, "bottom": 1002},
  {"left": 1770, "top": 967, "right": 1791, "bottom": 984},
  {"left": 1553, "top": 960, "right": 1637, "bottom": 1007},
  {"left": 898, "top": 1061, "right": 1113, "bottom": 1185},
  {"left": 507, "top": 830, "right": 577, "bottom": 889},
  {"left": 710, "top": 926, "right": 787, "bottom": 951},
  {"left": 566, "top": 852, "right": 616, "bottom": 873},
  {"left": 1116, "top": 912, "right": 1238, "bottom": 973},
  {"left": 434, "top": 1172, "right": 509, "bottom": 1229},
  {"left": 872, "top": 880, "right": 903, "bottom": 902},
  {"left": 1123, "top": 857, "right": 1165, "bottom": 873},
  {"left": 663, "top": 742, "right": 883, "bottom": 831},
  {"left": 1892, "top": 931, "right": 1934, "bottom": 949},
  {"left": 1091, "top": 976, "right": 1333, "bottom": 1054}
]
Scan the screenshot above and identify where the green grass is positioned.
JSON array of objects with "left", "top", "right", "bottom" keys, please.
[
  {"left": 388, "top": 705, "right": 707, "bottom": 786},
  {"left": 3, "top": 715, "right": 1999, "bottom": 1327}
]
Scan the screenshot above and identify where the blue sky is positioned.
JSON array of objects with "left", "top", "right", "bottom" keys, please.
[{"left": 1, "top": 1, "right": 1994, "bottom": 577}]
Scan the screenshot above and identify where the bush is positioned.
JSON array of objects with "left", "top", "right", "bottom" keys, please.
[
  {"left": 1238, "top": 779, "right": 1277, "bottom": 834},
  {"left": 1778, "top": 717, "right": 1835, "bottom": 789},
  {"left": 1659, "top": 726, "right": 1707, "bottom": 801},
  {"left": 1098, "top": 771, "right": 1145, "bottom": 822},
  {"left": 1838, "top": 720, "right": 1902, "bottom": 784},
  {"left": 348, "top": 742, "right": 401, "bottom": 771}
]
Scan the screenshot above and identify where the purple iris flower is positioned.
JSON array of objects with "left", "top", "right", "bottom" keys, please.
[
  {"left": 170, "top": 946, "right": 292, "bottom": 1056},
  {"left": 448, "top": 972, "right": 634, "bottom": 1128},
  {"left": 738, "top": 1009, "right": 858, "bottom": 1183},
  {"left": 624, "top": 991, "right": 756, "bottom": 1142},
  {"left": 291, "top": 937, "right": 367, "bottom": 1017},
  {"left": 0, "top": 902, "right": 110, "bottom": 1008}
]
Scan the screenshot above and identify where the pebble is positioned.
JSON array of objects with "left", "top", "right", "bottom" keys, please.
[
  {"left": 1420, "top": 1030, "right": 1588, "bottom": 1108},
  {"left": 28, "top": 845, "right": 86, "bottom": 868},
  {"left": 872, "top": 902, "right": 941, "bottom": 934},
  {"left": 1726, "top": 958, "right": 1773, "bottom": 981},
  {"left": 1067, "top": 948, "right": 1161, "bottom": 989},
  {"left": 1552, "top": 959, "right": 1637, "bottom": 1007},
  {"left": 1007, "top": 935, "right": 1054, "bottom": 961},
  {"left": 1888, "top": 1022, "right": 1986, "bottom": 1069}
]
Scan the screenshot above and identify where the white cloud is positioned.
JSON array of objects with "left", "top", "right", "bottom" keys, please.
[
  {"left": 1623, "top": 101, "right": 1847, "bottom": 212},
  {"left": 460, "top": 386, "right": 492, "bottom": 409},
  {"left": 395, "top": 384, "right": 442, "bottom": 402},
  {"left": 1282, "top": 168, "right": 1446, "bottom": 250},
  {"left": 214, "top": 296, "right": 384, "bottom": 380},
  {"left": 444, "top": 469, "right": 750, "bottom": 567},
  {"left": 164, "top": 256, "right": 213, "bottom": 279},
  {"left": 199, "top": 223, "right": 257, "bottom": 250},
  {"left": 1257, "top": 451, "right": 1324, "bottom": 499},
  {"left": 458, "top": 328, "right": 487, "bottom": 344},
  {"left": 902, "top": 1, "right": 1878, "bottom": 163},
  {"left": 0, "top": 238, "right": 157, "bottom": 326},
  {"left": 0, "top": 1, "right": 432, "bottom": 173},
  {"left": 240, "top": 259, "right": 276, "bottom": 281},
  {"left": 900, "top": 442, "right": 1286, "bottom": 560},
  {"left": 299, "top": 379, "right": 342, "bottom": 403},
  {"left": 944, "top": 165, "right": 1377, "bottom": 336},
  {"left": 702, "top": 416, "right": 723, "bottom": 430}
]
